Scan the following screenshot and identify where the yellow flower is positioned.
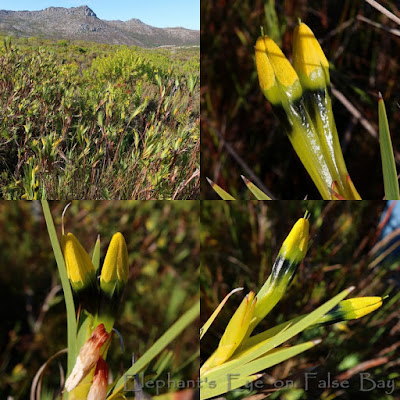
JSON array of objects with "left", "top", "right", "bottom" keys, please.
[
  {"left": 201, "top": 292, "right": 257, "bottom": 373},
  {"left": 255, "top": 35, "right": 302, "bottom": 106},
  {"left": 239, "top": 217, "right": 310, "bottom": 343},
  {"left": 277, "top": 217, "right": 309, "bottom": 265},
  {"left": 61, "top": 232, "right": 98, "bottom": 313},
  {"left": 62, "top": 233, "right": 96, "bottom": 286},
  {"left": 319, "top": 297, "right": 383, "bottom": 325},
  {"left": 254, "top": 217, "right": 310, "bottom": 319},
  {"left": 100, "top": 232, "right": 129, "bottom": 288},
  {"left": 97, "top": 232, "right": 129, "bottom": 332},
  {"left": 292, "top": 22, "right": 330, "bottom": 90}
]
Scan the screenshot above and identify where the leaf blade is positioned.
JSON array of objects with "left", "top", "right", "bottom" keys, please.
[
  {"left": 41, "top": 201, "right": 77, "bottom": 389},
  {"left": 206, "top": 177, "right": 236, "bottom": 200},
  {"left": 241, "top": 175, "right": 271, "bottom": 200},
  {"left": 379, "top": 95, "right": 400, "bottom": 200}
]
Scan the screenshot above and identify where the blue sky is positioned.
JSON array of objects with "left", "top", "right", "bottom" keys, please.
[{"left": 0, "top": 0, "right": 199, "bottom": 30}]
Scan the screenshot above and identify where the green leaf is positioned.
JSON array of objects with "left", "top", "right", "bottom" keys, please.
[
  {"left": 201, "top": 286, "right": 354, "bottom": 398},
  {"left": 41, "top": 201, "right": 76, "bottom": 399},
  {"left": 379, "top": 95, "right": 400, "bottom": 200},
  {"left": 108, "top": 301, "right": 199, "bottom": 399},
  {"left": 241, "top": 175, "right": 271, "bottom": 200},
  {"left": 206, "top": 177, "right": 236, "bottom": 200},
  {"left": 201, "top": 340, "right": 318, "bottom": 399}
]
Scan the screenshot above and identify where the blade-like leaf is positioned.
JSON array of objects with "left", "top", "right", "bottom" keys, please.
[
  {"left": 41, "top": 201, "right": 76, "bottom": 399},
  {"left": 241, "top": 175, "right": 271, "bottom": 200},
  {"left": 379, "top": 94, "right": 400, "bottom": 200},
  {"left": 201, "top": 340, "right": 318, "bottom": 399},
  {"left": 206, "top": 177, "right": 236, "bottom": 200}
]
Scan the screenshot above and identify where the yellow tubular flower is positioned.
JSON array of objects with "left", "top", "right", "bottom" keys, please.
[
  {"left": 240, "top": 296, "right": 383, "bottom": 353},
  {"left": 318, "top": 297, "right": 383, "bottom": 325},
  {"left": 277, "top": 217, "right": 309, "bottom": 264},
  {"left": 292, "top": 22, "right": 329, "bottom": 90},
  {"left": 201, "top": 292, "right": 257, "bottom": 374},
  {"left": 97, "top": 232, "right": 129, "bottom": 332},
  {"left": 241, "top": 217, "right": 309, "bottom": 344},
  {"left": 62, "top": 233, "right": 96, "bottom": 285},
  {"left": 255, "top": 33, "right": 339, "bottom": 200},
  {"left": 100, "top": 232, "right": 129, "bottom": 294},
  {"left": 255, "top": 35, "right": 302, "bottom": 106},
  {"left": 61, "top": 232, "right": 98, "bottom": 313},
  {"left": 292, "top": 22, "right": 361, "bottom": 199},
  {"left": 101, "top": 233, "right": 129, "bottom": 284}
]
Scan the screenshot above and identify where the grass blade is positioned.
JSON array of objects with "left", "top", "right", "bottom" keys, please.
[
  {"left": 378, "top": 94, "right": 400, "bottom": 200},
  {"left": 241, "top": 175, "right": 271, "bottom": 200},
  {"left": 108, "top": 300, "right": 199, "bottom": 399},
  {"left": 41, "top": 201, "right": 77, "bottom": 392},
  {"left": 206, "top": 177, "right": 236, "bottom": 200}
]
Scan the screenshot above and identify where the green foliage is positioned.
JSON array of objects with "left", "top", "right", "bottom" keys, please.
[{"left": 0, "top": 37, "right": 199, "bottom": 199}]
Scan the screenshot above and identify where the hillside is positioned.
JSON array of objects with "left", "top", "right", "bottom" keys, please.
[{"left": 0, "top": 5, "right": 199, "bottom": 47}]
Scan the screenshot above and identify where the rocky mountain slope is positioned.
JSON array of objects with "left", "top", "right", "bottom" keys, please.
[{"left": 0, "top": 5, "right": 199, "bottom": 47}]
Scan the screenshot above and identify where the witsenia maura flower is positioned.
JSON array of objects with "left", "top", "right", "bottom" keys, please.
[
  {"left": 255, "top": 23, "right": 361, "bottom": 199},
  {"left": 246, "top": 216, "right": 310, "bottom": 339},
  {"left": 97, "top": 232, "right": 129, "bottom": 333},
  {"left": 201, "top": 217, "right": 310, "bottom": 374},
  {"left": 318, "top": 296, "right": 383, "bottom": 325},
  {"left": 292, "top": 22, "right": 361, "bottom": 200},
  {"left": 200, "top": 292, "right": 257, "bottom": 374},
  {"left": 61, "top": 232, "right": 98, "bottom": 314},
  {"left": 63, "top": 232, "right": 129, "bottom": 397}
]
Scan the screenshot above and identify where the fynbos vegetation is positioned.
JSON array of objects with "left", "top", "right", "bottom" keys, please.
[{"left": 0, "top": 36, "right": 199, "bottom": 199}]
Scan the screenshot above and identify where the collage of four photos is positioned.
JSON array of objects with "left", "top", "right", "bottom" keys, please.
[{"left": 1, "top": 1, "right": 400, "bottom": 399}]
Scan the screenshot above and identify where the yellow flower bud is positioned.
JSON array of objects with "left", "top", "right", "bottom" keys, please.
[
  {"left": 292, "top": 22, "right": 330, "bottom": 90},
  {"left": 61, "top": 232, "right": 98, "bottom": 313},
  {"left": 243, "top": 217, "right": 310, "bottom": 341},
  {"left": 319, "top": 297, "right": 383, "bottom": 325},
  {"left": 255, "top": 35, "right": 302, "bottom": 105},
  {"left": 62, "top": 233, "right": 95, "bottom": 285},
  {"left": 278, "top": 217, "right": 309, "bottom": 265},
  {"left": 97, "top": 233, "right": 129, "bottom": 333},
  {"left": 100, "top": 232, "right": 129, "bottom": 293}
]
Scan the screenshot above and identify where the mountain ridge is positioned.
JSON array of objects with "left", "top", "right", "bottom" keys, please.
[{"left": 0, "top": 5, "right": 199, "bottom": 47}]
